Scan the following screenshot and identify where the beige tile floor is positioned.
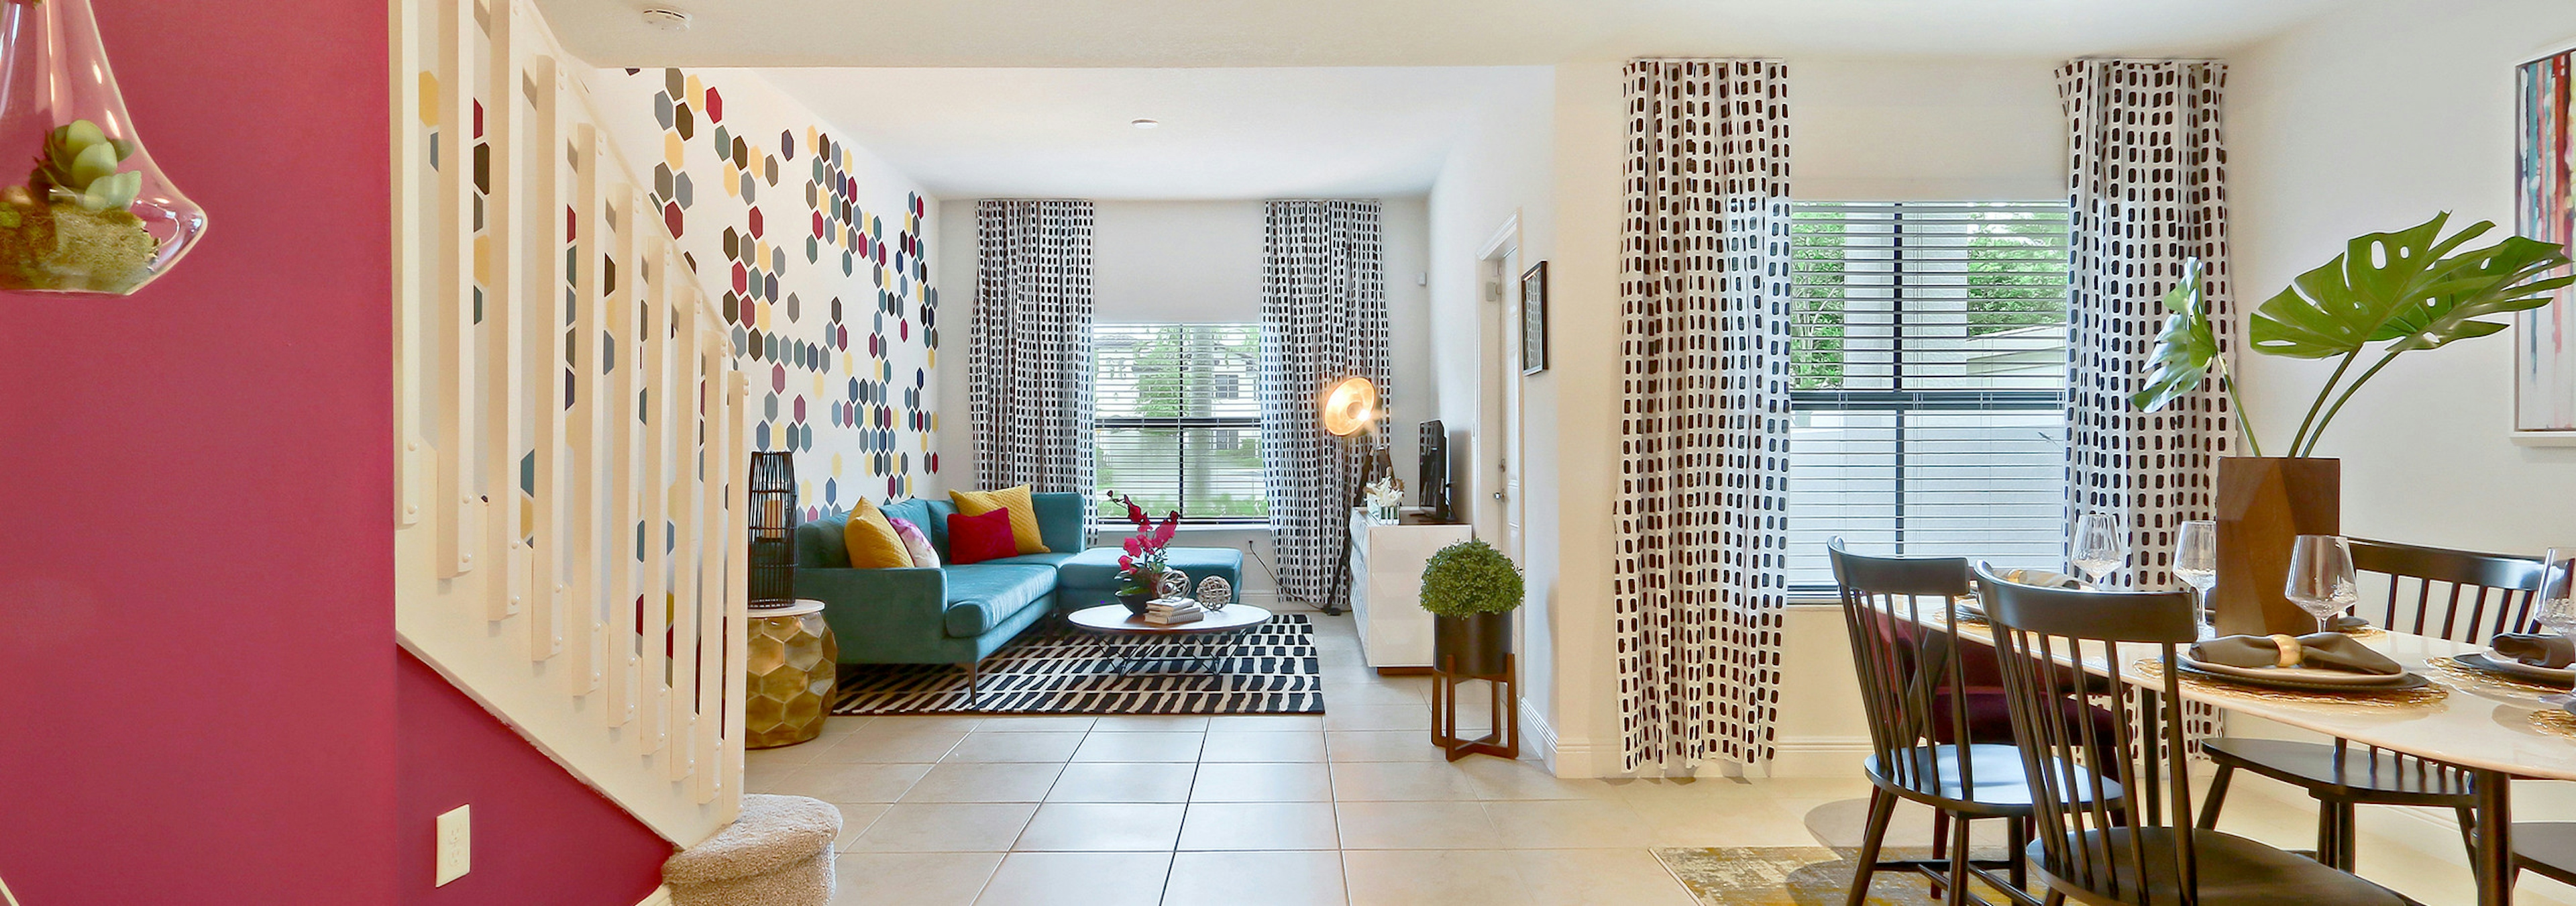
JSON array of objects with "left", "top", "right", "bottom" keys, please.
[{"left": 749, "top": 611, "right": 2576, "bottom": 906}]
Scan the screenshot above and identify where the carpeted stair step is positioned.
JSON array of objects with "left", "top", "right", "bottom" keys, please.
[{"left": 663, "top": 794, "right": 839, "bottom": 906}]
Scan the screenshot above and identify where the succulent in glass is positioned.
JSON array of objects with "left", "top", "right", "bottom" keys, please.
[{"left": 0, "top": 0, "right": 207, "bottom": 295}]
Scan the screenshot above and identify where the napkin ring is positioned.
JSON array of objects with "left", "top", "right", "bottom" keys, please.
[{"left": 2267, "top": 634, "right": 2302, "bottom": 668}]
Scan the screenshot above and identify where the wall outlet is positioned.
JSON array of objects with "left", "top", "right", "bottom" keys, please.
[{"left": 435, "top": 804, "right": 472, "bottom": 887}]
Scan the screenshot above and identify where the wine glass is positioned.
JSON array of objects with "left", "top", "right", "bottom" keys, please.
[
  {"left": 2071, "top": 511, "right": 2127, "bottom": 587},
  {"left": 2174, "top": 520, "right": 2218, "bottom": 637},
  {"left": 2535, "top": 547, "right": 2576, "bottom": 636},
  {"left": 2284, "top": 535, "right": 2359, "bottom": 636}
]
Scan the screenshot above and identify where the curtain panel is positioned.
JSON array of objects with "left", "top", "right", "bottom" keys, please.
[
  {"left": 1613, "top": 59, "right": 1794, "bottom": 771},
  {"left": 971, "top": 199, "right": 1097, "bottom": 500},
  {"left": 1259, "top": 199, "right": 1389, "bottom": 609},
  {"left": 2058, "top": 60, "right": 2236, "bottom": 589}
]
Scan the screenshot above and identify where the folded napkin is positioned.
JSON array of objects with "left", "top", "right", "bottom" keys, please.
[
  {"left": 2493, "top": 633, "right": 2576, "bottom": 669},
  {"left": 2004, "top": 568, "right": 2084, "bottom": 589},
  {"left": 2188, "top": 633, "right": 2403, "bottom": 675}
]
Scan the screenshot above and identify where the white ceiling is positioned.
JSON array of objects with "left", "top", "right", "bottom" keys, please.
[
  {"left": 746, "top": 66, "right": 1544, "bottom": 199},
  {"left": 535, "top": 0, "right": 2348, "bottom": 68}
]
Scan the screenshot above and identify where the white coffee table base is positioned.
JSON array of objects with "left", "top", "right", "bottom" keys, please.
[{"left": 1065, "top": 603, "right": 1275, "bottom": 687}]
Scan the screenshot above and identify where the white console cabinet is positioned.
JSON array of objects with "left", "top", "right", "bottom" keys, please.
[{"left": 1345, "top": 510, "right": 1473, "bottom": 670}]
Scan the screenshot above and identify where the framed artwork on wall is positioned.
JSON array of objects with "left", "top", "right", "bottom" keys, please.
[
  {"left": 1521, "top": 260, "right": 1548, "bottom": 374},
  {"left": 2516, "top": 46, "right": 2576, "bottom": 432}
]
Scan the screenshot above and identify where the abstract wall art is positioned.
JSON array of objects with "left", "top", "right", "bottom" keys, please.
[{"left": 2517, "top": 48, "right": 2576, "bottom": 431}]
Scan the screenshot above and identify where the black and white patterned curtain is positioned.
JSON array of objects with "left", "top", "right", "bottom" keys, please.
[
  {"left": 972, "top": 199, "right": 1096, "bottom": 497},
  {"left": 1260, "top": 199, "right": 1389, "bottom": 609},
  {"left": 1613, "top": 59, "right": 1793, "bottom": 771},
  {"left": 2059, "top": 60, "right": 2235, "bottom": 589}
]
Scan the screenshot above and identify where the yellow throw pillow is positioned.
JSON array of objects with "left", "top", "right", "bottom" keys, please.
[
  {"left": 842, "top": 499, "right": 915, "bottom": 569},
  {"left": 949, "top": 485, "right": 1047, "bottom": 555}
]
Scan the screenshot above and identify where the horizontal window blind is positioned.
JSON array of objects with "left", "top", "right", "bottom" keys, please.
[
  {"left": 1787, "top": 201, "right": 2072, "bottom": 587},
  {"left": 1094, "top": 323, "right": 1267, "bottom": 523}
]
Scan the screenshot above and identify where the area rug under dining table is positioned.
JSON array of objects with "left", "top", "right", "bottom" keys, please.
[
  {"left": 829, "top": 613, "right": 1324, "bottom": 715},
  {"left": 1656, "top": 846, "right": 2027, "bottom": 905}
]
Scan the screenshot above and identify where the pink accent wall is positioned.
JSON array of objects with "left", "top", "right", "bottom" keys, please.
[
  {"left": 398, "top": 651, "right": 671, "bottom": 905},
  {"left": 0, "top": 0, "right": 398, "bottom": 901},
  {"left": 0, "top": 3, "right": 675, "bottom": 903}
]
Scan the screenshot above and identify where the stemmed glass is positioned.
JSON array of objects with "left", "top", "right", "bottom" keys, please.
[
  {"left": 2072, "top": 511, "right": 2127, "bottom": 587},
  {"left": 2535, "top": 547, "right": 2576, "bottom": 636},
  {"left": 2174, "top": 520, "right": 2219, "bottom": 638},
  {"left": 2284, "top": 535, "right": 2360, "bottom": 636}
]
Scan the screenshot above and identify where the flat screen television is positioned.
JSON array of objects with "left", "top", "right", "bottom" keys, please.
[{"left": 1418, "top": 420, "right": 1453, "bottom": 523}]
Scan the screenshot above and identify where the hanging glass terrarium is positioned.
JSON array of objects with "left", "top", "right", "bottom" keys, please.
[{"left": 0, "top": 0, "right": 205, "bottom": 295}]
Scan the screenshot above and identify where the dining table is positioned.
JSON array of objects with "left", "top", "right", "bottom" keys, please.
[{"left": 1910, "top": 603, "right": 2576, "bottom": 906}]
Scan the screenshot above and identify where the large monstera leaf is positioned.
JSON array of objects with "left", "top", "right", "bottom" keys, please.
[
  {"left": 2249, "top": 213, "right": 2575, "bottom": 360},
  {"left": 2131, "top": 260, "right": 2218, "bottom": 413}
]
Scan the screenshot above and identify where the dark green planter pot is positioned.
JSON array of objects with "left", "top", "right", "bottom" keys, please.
[
  {"left": 1433, "top": 611, "right": 1512, "bottom": 676},
  {"left": 1116, "top": 592, "right": 1152, "bottom": 616}
]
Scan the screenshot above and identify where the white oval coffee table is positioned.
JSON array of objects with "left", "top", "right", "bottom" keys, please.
[{"left": 1065, "top": 603, "right": 1273, "bottom": 685}]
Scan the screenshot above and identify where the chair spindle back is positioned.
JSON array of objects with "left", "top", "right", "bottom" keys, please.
[
  {"left": 2349, "top": 538, "right": 2544, "bottom": 644},
  {"left": 1829, "top": 540, "right": 1982, "bottom": 797}
]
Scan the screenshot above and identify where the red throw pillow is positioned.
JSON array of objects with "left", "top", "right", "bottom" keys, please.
[{"left": 947, "top": 507, "right": 1020, "bottom": 564}]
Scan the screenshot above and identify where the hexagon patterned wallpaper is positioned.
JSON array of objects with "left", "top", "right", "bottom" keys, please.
[{"left": 588, "top": 68, "right": 941, "bottom": 520}]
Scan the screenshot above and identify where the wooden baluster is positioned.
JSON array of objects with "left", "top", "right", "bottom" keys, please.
[
  {"left": 481, "top": 0, "right": 527, "bottom": 621},
  {"left": 392, "top": 0, "right": 428, "bottom": 530},
  {"left": 524, "top": 53, "right": 566, "bottom": 660},
  {"left": 636, "top": 238, "right": 674, "bottom": 754},
  {"left": 436, "top": 0, "right": 484, "bottom": 578},
  {"left": 665, "top": 285, "right": 704, "bottom": 782},
  {"left": 603, "top": 187, "right": 641, "bottom": 729},
  {"left": 563, "top": 121, "right": 602, "bottom": 695}
]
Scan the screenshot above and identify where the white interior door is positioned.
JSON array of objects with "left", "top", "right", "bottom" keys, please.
[{"left": 1475, "top": 217, "right": 1524, "bottom": 566}]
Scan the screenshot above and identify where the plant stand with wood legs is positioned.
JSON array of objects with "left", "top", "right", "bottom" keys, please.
[{"left": 1432, "top": 653, "right": 1518, "bottom": 761}]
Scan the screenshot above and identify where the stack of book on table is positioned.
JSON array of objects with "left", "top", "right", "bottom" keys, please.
[{"left": 1144, "top": 598, "right": 1204, "bottom": 625}]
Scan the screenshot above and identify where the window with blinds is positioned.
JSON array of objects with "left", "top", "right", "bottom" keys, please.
[
  {"left": 1787, "top": 201, "right": 2072, "bottom": 588},
  {"left": 1093, "top": 322, "right": 1267, "bottom": 523}
]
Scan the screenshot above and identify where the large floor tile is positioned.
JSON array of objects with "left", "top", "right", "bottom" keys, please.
[
  {"left": 1208, "top": 715, "right": 1326, "bottom": 733},
  {"left": 1509, "top": 848, "right": 1697, "bottom": 906},
  {"left": 846, "top": 803, "right": 1040, "bottom": 852},
  {"left": 1071, "top": 730, "right": 1206, "bottom": 762},
  {"left": 1165, "top": 850, "right": 1349, "bottom": 906},
  {"left": 831, "top": 852, "right": 1004, "bottom": 906},
  {"left": 851, "top": 715, "right": 981, "bottom": 735},
  {"left": 973, "top": 852, "right": 1171, "bottom": 906},
  {"left": 1091, "top": 714, "right": 1212, "bottom": 732},
  {"left": 1201, "top": 731, "right": 1328, "bottom": 762},
  {"left": 1014, "top": 803, "right": 1187, "bottom": 851},
  {"left": 1454, "top": 757, "right": 1627, "bottom": 801},
  {"left": 776, "top": 763, "right": 936, "bottom": 804},
  {"left": 900, "top": 762, "right": 1067, "bottom": 803},
  {"left": 1619, "top": 791, "right": 1815, "bottom": 848},
  {"left": 1324, "top": 730, "right": 1448, "bottom": 763},
  {"left": 832, "top": 803, "right": 891, "bottom": 852},
  {"left": 971, "top": 715, "right": 1097, "bottom": 733},
  {"left": 1329, "top": 762, "right": 1485, "bottom": 801},
  {"left": 1191, "top": 762, "right": 1334, "bottom": 802},
  {"left": 1334, "top": 801, "right": 1505, "bottom": 850},
  {"left": 1046, "top": 762, "right": 1197, "bottom": 803},
  {"left": 1340, "top": 849, "right": 1535, "bottom": 906},
  {"left": 943, "top": 731, "right": 1087, "bottom": 763},
  {"left": 1324, "top": 681, "right": 1428, "bottom": 706},
  {"left": 817, "top": 729, "right": 971, "bottom": 764},
  {"left": 1324, "top": 705, "right": 1432, "bottom": 732},
  {"left": 1482, "top": 799, "right": 1656, "bottom": 848},
  {"left": 1178, "top": 802, "right": 1342, "bottom": 850}
]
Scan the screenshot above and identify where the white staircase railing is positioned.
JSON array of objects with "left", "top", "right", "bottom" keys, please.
[{"left": 393, "top": 0, "right": 744, "bottom": 844}]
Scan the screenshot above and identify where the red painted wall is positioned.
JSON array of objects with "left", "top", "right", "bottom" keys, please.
[
  {"left": 398, "top": 651, "right": 672, "bottom": 905},
  {"left": 0, "top": 3, "right": 675, "bottom": 903}
]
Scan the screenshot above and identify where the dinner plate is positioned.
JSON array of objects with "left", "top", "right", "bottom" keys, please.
[
  {"left": 2457, "top": 650, "right": 2576, "bottom": 687},
  {"left": 2179, "top": 655, "right": 2412, "bottom": 687},
  {"left": 2176, "top": 661, "right": 2429, "bottom": 693}
]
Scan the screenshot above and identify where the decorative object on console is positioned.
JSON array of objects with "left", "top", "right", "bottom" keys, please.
[
  {"left": 2134, "top": 220, "right": 2571, "bottom": 633},
  {"left": 1521, "top": 260, "right": 1548, "bottom": 374},
  {"left": 2518, "top": 48, "right": 2576, "bottom": 431},
  {"left": 1419, "top": 538, "right": 1523, "bottom": 760},
  {"left": 0, "top": 0, "right": 207, "bottom": 295},
  {"left": 1108, "top": 491, "right": 1180, "bottom": 615},
  {"left": 748, "top": 452, "right": 798, "bottom": 609},
  {"left": 1363, "top": 475, "right": 1403, "bottom": 523},
  {"left": 1194, "top": 575, "right": 1233, "bottom": 610}
]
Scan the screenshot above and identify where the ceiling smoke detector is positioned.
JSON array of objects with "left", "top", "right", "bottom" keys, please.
[
  {"left": 1130, "top": 118, "right": 1161, "bottom": 130},
  {"left": 641, "top": 8, "right": 692, "bottom": 32}
]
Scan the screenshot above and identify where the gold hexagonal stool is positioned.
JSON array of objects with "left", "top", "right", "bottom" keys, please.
[{"left": 745, "top": 599, "right": 838, "bottom": 749}]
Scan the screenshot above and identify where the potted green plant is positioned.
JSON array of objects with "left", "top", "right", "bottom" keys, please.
[
  {"left": 2135, "top": 213, "right": 2572, "bottom": 632},
  {"left": 1419, "top": 539, "right": 1523, "bottom": 676}
]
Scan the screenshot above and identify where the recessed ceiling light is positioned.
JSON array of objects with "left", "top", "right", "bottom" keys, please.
[
  {"left": 641, "top": 8, "right": 692, "bottom": 32},
  {"left": 1130, "top": 118, "right": 1161, "bottom": 130}
]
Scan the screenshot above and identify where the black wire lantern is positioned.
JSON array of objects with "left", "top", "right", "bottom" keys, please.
[{"left": 747, "top": 451, "right": 797, "bottom": 610}]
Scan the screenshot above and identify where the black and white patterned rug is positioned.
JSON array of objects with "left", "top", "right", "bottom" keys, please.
[{"left": 830, "top": 613, "right": 1324, "bottom": 715}]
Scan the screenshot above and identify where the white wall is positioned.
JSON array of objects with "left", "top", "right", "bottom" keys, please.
[
  {"left": 2231, "top": 0, "right": 2576, "bottom": 552},
  {"left": 932, "top": 197, "right": 1436, "bottom": 608}
]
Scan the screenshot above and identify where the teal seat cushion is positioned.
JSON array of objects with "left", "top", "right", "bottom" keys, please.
[
  {"left": 941, "top": 564, "right": 1056, "bottom": 638},
  {"left": 979, "top": 552, "right": 1075, "bottom": 569},
  {"left": 1055, "top": 546, "right": 1245, "bottom": 611}
]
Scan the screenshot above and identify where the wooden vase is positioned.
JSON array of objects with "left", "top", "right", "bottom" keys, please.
[{"left": 2213, "top": 456, "right": 2341, "bottom": 636}]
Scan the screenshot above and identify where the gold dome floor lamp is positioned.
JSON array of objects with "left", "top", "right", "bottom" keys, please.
[{"left": 1322, "top": 376, "right": 1389, "bottom": 617}]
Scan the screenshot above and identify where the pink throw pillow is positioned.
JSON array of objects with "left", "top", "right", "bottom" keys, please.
[{"left": 886, "top": 516, "right": 941, "bottom": 568}]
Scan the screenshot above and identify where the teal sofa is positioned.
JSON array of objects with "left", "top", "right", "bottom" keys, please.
[{"left": 796, "top": 491, "right": 1246, "bottom": 701}]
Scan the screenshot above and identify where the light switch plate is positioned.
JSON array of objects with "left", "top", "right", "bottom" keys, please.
[{"left": 435, "top": 805, "right": 472, "bottom": 886}]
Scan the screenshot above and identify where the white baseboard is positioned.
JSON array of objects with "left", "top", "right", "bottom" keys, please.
[
  {"left": 1517, "top": 696, "right": 1558, "bottom": 772},
  {"left": 636, "top": 886, "right": 674, "bottom": 906},
  {"left": 1765, "top": 736, "right": 1874, "bottom": 778}
]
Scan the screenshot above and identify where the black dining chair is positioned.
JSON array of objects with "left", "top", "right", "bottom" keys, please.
[
  {"left": 1831, "top": 541, "right": 2118, "bottom": 905},
  {"left": 1974, "top": 565, "right": 2424, "bottom": 906},
  {"left": 2196, "top": 539, "right": 2543, "bottom": 871}
]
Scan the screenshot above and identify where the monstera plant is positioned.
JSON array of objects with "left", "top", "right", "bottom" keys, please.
[{"left": 2135, "top": 212, "right": 2575, "bottom": 456}]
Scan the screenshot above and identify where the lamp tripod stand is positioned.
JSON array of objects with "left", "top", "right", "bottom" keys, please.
[{"left": 1318, "top": 374, "right": 1385, "bottom": 617}]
